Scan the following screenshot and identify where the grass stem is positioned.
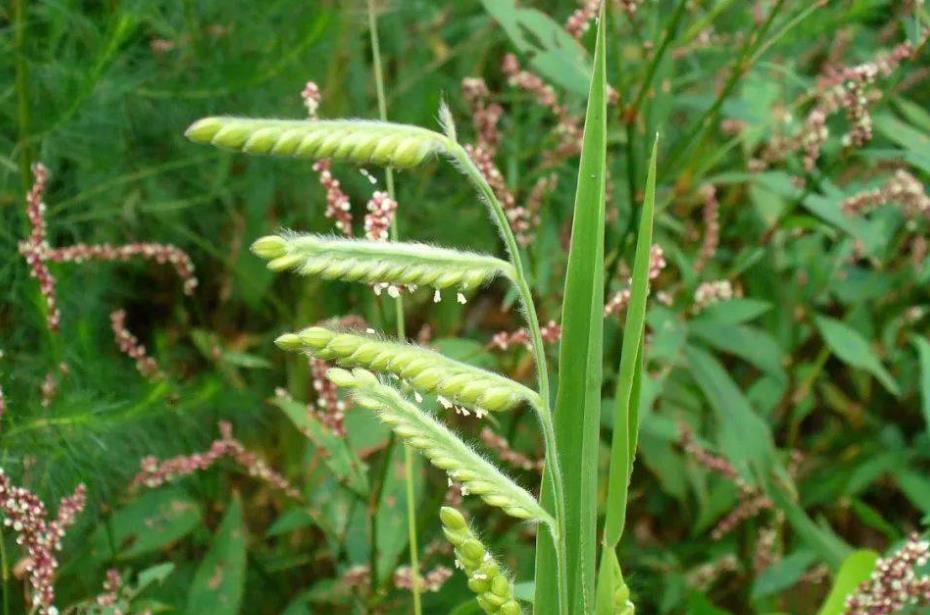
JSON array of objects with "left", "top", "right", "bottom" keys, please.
[{"left": 368, "top": 3, "right": 421, "bottom": 613}]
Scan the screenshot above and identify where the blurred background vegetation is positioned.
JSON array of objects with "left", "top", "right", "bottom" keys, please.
[{"left": 1, "top": 0, "right": 929, "bottom": 613}]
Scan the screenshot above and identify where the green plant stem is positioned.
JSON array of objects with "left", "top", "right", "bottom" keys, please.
[
  {"left": 14, "top": 0, "right": 33, "bottom": 197},
  {"left": 368, "top": 4, "right": 421, "bottom": 613},
  {"left": 449, "top": 145, "right": 568, "bottom": 615},
  {"left": 665, "top": 0, "right": 787, "bottom": 174}
]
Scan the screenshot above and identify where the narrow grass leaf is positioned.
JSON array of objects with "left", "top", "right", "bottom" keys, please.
[
  {"left": 535, "top": 6, "right": 607, "bottom": 612},
  {"left": 603, "top": 137, "right": 658, "bottom": 550},
  {"left": 814, "top": 550, "right": 879, "bottom": 615},
  {"left": 815, "top": 316, "right": 900, "bottom": 396}
]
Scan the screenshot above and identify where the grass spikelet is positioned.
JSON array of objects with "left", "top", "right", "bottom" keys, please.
[
  {"left": 185, "top": 117, "right": 452, "bottom": 169},
  {"left": 327, "top": 368, "right": 552, "bottom": 526},
  {"left": 275, "top": 326, "right": 538, "bottom": 415},
  {"left": 251, "top": 232, "right": 514, "bottom": 291},
  {"left": 439, "top": 507, "right": 522, "bottom": 615}
]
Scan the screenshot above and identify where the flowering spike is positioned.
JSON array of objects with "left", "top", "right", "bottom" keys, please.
[
  {"left": 329, "top": 369, "right": 551, "bottom": 526},
  {"left": 439, "top": 507, "right": 522, "bottom": 614},
  {"left": 281, "top": 326, "right": 538, "bottom": 413},
  {"left": 185, "top": 117, "right": 454, "bottom": 169},
  {"left": 251, "top": 232, "right": 514, "bottom": 290}
]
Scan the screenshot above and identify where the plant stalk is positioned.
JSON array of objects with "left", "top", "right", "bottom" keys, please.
[
  {"left": 449, "top": 146, "right": 569, "bottom": 615},
  {"left": 368, "top": 3, "right": 421, "bottom": 613}
]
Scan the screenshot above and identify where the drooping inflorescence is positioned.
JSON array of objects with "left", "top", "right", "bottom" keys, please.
[
  {"left": 0, "top": 469, "right": 87, "bottom": 615},
  {"left": 439, "top": 507, "right": 522, "bottom": 614},
  {"left": 134, "top": 421, "right": 300, "bottom": 500},
  {"left": 18, "top": 163, "right": 197, "bottom": 333},
  {"left": 252, "top": 233, "right": 514, "bottom": 294},
  {"left": 185, "top": 117, "right": 453, "bottom": 169},
  {"left": 276, "top": 326, "right": 539, "bottom": 416},
  {"left": 327, "top": 368, "right": 551, "bottom": 525},
  {"left": 110, "top": 309, "right": 163, "bottom": 379}
]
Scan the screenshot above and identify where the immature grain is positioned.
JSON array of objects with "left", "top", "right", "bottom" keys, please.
[
  {"left": 329, "top": 368, "right": 551, "bottom": 524},
  {"left": 440, "top": 507, "right": 522, "bottom": 614}
]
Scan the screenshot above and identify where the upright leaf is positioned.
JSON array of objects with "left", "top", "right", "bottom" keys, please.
[
  {"left": 602, "top": 138, "right": 658, "bottom": 551},
  {"left": 913, "top": 336, "right": 930, "bottom": 438},
  {"left": 534, "top": 6, "right": 607, "bottom": 612},
  {"left": 186, "top": 498, "right": 246, "bottom": 615},
  {"left": 815, "top": 316, "right": 900, "bottom": 396},
  {"left": 479, "top": 0, "right": 591, "bottom": 95},
  {"left": 814, "top": 550, "right": 879, "bottom": 615}
]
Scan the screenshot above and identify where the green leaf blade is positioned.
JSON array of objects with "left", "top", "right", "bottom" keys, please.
[
  {"left": 534, "top": 5, "right": 608, "bottom": 612},
  {"left": 186, "top": 498, "right": 247, "bottom": 615},
  {"left": 815, "top": 316, "right": 900, "bottom": 396}
]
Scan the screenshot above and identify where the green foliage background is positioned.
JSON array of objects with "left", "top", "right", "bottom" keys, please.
[{"left": 1, "top": 0, "right": 929, "bottom": 613}]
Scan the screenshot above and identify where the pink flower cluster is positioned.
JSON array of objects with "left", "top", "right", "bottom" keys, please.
[
  {"left": 364, "top": 190, "right": 398, "bottom": 241},
  {"left": 480, "top": 426, "right": 543, "bottom": 472},
  {"left": 604, "top": 244, "right": 667, "bottom": 317},
  {"left": 695, "top": 184, "right": 720, "bottom": 272},
  {"left": 502, "top": 54, "right": 582, "bottom": 163},
  {"left": 303, "top": 81, "right": 355, "bottom": 237},
  {"left": 693, "top": 279, "right": 735, "bottom": 312},
  {"left": 18, "top": 164, "right": 197, "bottom": 333},
  {"left": 0, "top": 469, "right": 87, "bottom": 615},
  {"left": 488, "top": 320, "right": 562, "bottom": 352},
  {"left": 755, "top": 35, "right": 925, "bottom": 171},
  {"left": 565, "top": 0, "right": 600, "bottom": 39},
  {"left": 844, "top": 534, "right": 930, "bottom": 615},
  {"left": 110, "top": 309, "right": 163, "bottom": 379},
  {"left": 134, "top": 421, "right": 300, "bottom": 500},
  {"left": 19, "top": 163, "right": 61, "bottom": 330},
  {"left": 310, "top": 357, "right": 348, "bottom": 437},
  {"left": 48, "top": 243, "right": 197, "bottom": 296},
  {"left": 394, "top": 565, "right": 453, "bottom": 593},
  {"left": 94, "top": 569, "right": 123, "bottom": 609},
  {"left": 842, "top": 169, "right": 930, "bottom": 219},
  {"left": 678, "top": 424, "right": 772, "bottom": 540}
]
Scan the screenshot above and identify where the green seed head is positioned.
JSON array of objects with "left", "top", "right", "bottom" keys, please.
[
  {"left": 185, "top": 117, "right": 453, "bottom": 169},
  {"left": 251, "top": 235, "right": 288, "bottom": 259},
  {"left": 439, "top": 507, "right": 468, "bottom": 531},
  {"left": 326, "top": 368, "right": 356, "bottom": 388},
  {"left": 274, "top": 333, "right": 303, "bottom": 351}
]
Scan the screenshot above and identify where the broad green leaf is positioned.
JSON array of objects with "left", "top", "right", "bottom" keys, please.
[
  {"left": 684, "top": 345, "right": 776, "bottom": 480},
  {"left": 691, "top": 298, "right": 772, "bottom": 325},
  {"left": 602, "top": 137, "right": 658, "bottom": 554},
  {"left": 689, "top": 322, "right": 786, "bottom": 381},
  {"left": 479, "top": 0, "right": 591, "bottom": 96},
  {"left": 186, "top": 498, "right": 246, "bottom": 615},
  {"left": 913, "top": 336, "right": 930, "bottom": 438},
  {"left": 90, "top": 488, "right": 202, "bottom": 561},
  {"left": 897, "top": 469, "right": 930, "bottom": 515},
  {"left": 535, "top": 7, "right": 607, "bottom": 613},
  {"left": 273, "top": 396, "right": 369, "bottom": 496},
  {"left": 815, "top": 316, "right": 900, "bottom": 396},
  {"left": 750, "top": 550, "right": 817, "bottom": 600},
  {"left": 815, "top": 550, "right": 879, "bottom": 615}
]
